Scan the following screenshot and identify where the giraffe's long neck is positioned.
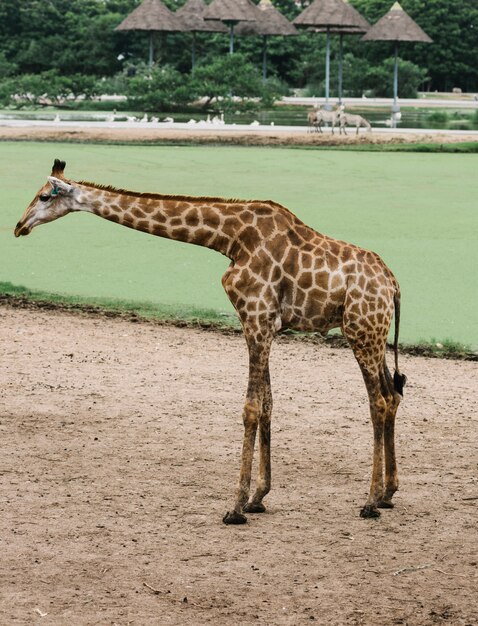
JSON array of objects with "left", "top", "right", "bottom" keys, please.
[{"left": 77, "top": 183, "right": 244, "bottom": 259}]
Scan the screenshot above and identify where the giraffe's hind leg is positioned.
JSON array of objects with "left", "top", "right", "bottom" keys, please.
[
  {"left": 378, "top": 364, "right": 401, "bottom": 508},
  {"left": 357, "top": 362, "right": 388, "bottom": 518},
  {"left": 344, "top": 329, "right": 400, "bottom": 518},
  {"left": 244, "top": 369, "right": 272, "bottom": 513}
]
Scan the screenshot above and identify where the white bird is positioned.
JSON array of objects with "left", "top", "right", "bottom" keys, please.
[
  {"left": 150, "top": 116, "right": 159, "bottom": 123},
  {"left": 250, "top": 120, "right": 260, "bottom": 126},
  {"left": 187, "top": 119, "right": 197, "bottom": 125},
  {"left": 212, "top": 113, "right": 225, "bottom": 125},
  {"left": 162, "top": 116, "right": 174, "bottom": 123},
  {"left": 126, "top": 116, "right": 138, "bottom": 123},
  {"left": 53, "top": 114, "right": 60, "bottom": 122},
  {"left": 140, "top": 114, "right": 148, "bottom": 123}
]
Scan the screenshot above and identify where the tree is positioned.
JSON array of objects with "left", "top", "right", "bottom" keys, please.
[
  {"left": 0, "top": 0, "right": 475, "bottom": 93},
  {"left": 190, "top": 54, "right": 265, "bottom": 111},
  {"left": 0, "top": 70, "right": 99, "bottom": 108},
  {"left": 125, "top": 65, "right": 195, "bottom": 111}
]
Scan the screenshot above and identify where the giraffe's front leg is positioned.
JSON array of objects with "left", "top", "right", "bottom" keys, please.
[
  {"left": 223, "top": 331, "right": 273, "bottom": 525},
  {"left": 223, "top": 399, "right": 260, "bottom": 525}
]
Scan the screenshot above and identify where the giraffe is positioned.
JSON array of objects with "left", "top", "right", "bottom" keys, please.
[{"left": 15, "top": 159, "right": 406, "bottom": 524}]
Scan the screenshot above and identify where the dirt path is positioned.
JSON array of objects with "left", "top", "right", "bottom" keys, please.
[
  {"left": 1, "top": 305, "right": 477, "bottom": 625},
  {"left": 1, "top": 124, "right": 477, "bottom": 146}
]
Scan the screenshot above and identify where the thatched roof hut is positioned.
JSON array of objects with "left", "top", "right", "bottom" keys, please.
[
  {"left": 362, "top": 1, "right": 432, "bottom": 42},
  {"left": 294, "top": 0, "right": 369, "bottom": 30},
  {"left": 294, "top": 0, "right": 370, "bottom": 104},
  {"left": 115, "top": 0, "right": 181, "bottom": 33},
  {"left": 362, "top": 2, "right": 432, "bottom": 116},
  {"left": 115, "top": 0, "right": 183, "bottom": 66}
]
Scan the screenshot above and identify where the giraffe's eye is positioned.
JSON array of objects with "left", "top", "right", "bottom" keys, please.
[{"left": 39, "top": 193, "right": 50, "bottom": 202}]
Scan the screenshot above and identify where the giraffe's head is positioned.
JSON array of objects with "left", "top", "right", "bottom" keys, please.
[{"left": 14, "top": 159, "right": 76, "bottom": 237}]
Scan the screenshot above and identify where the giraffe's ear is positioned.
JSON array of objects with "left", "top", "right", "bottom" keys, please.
[
  {"left": 48, "top": 176, "right": 74, "bottom": 195},
  {"left": 51, "top": 159, "right": 66, "bottom": 177}
]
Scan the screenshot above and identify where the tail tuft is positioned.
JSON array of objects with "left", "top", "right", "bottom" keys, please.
[
  {"left": 392, "top": 290, "right": 406, "bottom": 395},
  {"left": 393, "top": 371, "right": 407, "bottom": 396}
]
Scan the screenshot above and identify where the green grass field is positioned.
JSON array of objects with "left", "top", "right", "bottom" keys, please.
[{"left": 1, "top": 142, "right": 476, "bottom": 348}]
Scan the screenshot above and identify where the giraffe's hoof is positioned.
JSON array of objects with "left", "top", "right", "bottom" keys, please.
[
  {"left": 223, "top": 511, "right": 247, "bottom": 525},
  {"left": 244, "top": 502, "right": 266, "bottom": 513},
  {"left": 377, "top": 499, "right": 395, "bottom": 509},
  {"left": 360, "top": 505, "right": 381, "bottom": 519}
]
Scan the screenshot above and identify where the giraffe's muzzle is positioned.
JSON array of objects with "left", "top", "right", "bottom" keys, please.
[{"left": 14, "top": 219, "right": 31, "bottom": 237}]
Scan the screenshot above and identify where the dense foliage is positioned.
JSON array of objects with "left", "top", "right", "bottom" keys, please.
[{"left": 0, "top": 0, "right": 476, "bottom": 109}]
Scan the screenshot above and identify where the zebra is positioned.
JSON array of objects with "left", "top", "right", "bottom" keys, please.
[
  {"left": 338, "top": 112, "right": 372, "bottom": 135},
  {"left": 307, "top": 106, "right": 343, "bottom": 134}
]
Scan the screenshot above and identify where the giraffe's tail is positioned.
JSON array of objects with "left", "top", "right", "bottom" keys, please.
[{"left": 393, "top": 290, "right": 407, "bottom": 396}]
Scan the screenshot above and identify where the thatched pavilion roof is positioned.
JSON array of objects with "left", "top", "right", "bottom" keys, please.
[
  {"left": 176, "top": 0, "right": 226, "bottom": 33},
  {"left": 203, "top": 0, "right": 259, "bottom": 24},
  {"left": 236, "top": 0, "right": 297, "bottom": 36},
  {"left": 294, "top": 0, "right": 370, "bottom": 30},
  {"left": 115, "top": 0, "right": 182, "bottom": 32},
  {"left": 362, "top": 2, "right": 432, "bottom": 42}
]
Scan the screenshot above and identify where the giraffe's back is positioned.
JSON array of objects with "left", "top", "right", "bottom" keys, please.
[{"left": 275, "top": 225, "right": 398, "bottom": 335}]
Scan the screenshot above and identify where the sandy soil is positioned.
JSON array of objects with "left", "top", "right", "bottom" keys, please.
[
  {"left": 1, "top": 304, "right": 477, "bottom": 625},
  {"left": 1, "top": 125, "right": 477, "bottom": 146}
]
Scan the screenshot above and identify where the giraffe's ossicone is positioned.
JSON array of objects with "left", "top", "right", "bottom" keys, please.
[{"left": 15, "top": 159, "right": 406, "bottom": 523}]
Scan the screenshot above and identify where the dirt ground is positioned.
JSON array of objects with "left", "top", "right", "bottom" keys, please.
[
  {"left": 1, "top": 124, "right": 477, "bottom": 146},
  {"left": 1, "top": 304, "right": 477, "bottom": 626}
]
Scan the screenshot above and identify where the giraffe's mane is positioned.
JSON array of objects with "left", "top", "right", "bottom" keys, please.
[{"left": 77, "top": 180, "right": 294, "bottom": 215}]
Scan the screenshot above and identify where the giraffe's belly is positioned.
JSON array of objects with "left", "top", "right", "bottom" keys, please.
[
  {"left": 281, "top": 311, "right": 343, "bottom": 334},
  {"left": 280, "top": 292, "right": 345, "bottom": 334}
]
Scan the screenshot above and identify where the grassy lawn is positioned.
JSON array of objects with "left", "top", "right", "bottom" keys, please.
[{"left": 1, "top": 142, "right": 476, "bottom": 348}]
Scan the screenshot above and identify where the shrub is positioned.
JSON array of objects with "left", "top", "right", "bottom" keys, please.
[
  {"left": 1, "top": 71, "right": 99, "bottom": 107},
  {"left": 190, "top": 54, "right": 286, "bottom": 111},
  {"left": 426, "top": 110, "right": 450, "bottom": 127},
  {"left": 365, "top": 58, "right": 428, "bottom": 99},
  {"left": 260, "top": 76, "right": 291, "bottom": 108}
]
